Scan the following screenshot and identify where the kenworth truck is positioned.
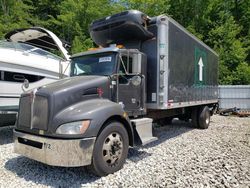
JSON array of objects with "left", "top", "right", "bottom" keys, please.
[{"left": 14, "top": 10, "right": 218, "bottom": 176}]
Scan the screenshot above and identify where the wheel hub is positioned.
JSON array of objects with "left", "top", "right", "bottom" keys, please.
[
  {"left": 102, "top": 132, "right": 123, "bottom": 166},
  {"left": 111, "top": 141, "right": 121, "bottom": 154}
]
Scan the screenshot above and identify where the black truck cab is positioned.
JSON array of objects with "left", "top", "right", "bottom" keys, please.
[
  {"left": 14, "top": 45, "right": 154, "bottom": 176},
  {"left": 71, "top": 47, "right": 147, "bottom": 117}
]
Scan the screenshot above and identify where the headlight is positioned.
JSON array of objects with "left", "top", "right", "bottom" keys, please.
[{"left": 56, "top": 120, "right": 90, "bottom": 135}]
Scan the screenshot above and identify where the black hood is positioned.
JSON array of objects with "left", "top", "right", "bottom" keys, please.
[
  {"left": 17, "top": 75, "right": 111, "bottom": 135},
  {"left": 37, "top": 76, "right": 110, "bottom": 116},
  {"left": 36, "top": 75, "right": 109, "bottom": 95}
]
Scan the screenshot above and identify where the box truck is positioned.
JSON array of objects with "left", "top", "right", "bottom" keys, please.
[{"left": 14, "top": 10, "right": 218, "bottom": 176}]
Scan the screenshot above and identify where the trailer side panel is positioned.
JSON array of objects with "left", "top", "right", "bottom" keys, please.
[{"left": 167, "top": 20, "right": 218, "bottom": 107}]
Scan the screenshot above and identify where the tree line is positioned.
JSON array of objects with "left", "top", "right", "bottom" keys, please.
[{"left": 0, "top": 0, "right": 249, "bottom": 85}]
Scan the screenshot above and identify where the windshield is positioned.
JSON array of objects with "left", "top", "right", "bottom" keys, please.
[{"left": 71, "top": 52, "right": 117, "bottom": 76}]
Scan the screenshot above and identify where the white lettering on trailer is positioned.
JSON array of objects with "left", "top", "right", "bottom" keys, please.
[{"left": 198, "top": 57, "right": 204, "bottom": 81}]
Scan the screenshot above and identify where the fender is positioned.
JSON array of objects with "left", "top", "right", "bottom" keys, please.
[{"left": 53, "top": 98, "right": 133, "bottom": 140}]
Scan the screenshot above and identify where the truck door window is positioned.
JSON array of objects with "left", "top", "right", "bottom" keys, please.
[
  {"left": 119, "top": 55, "right": 134, "bottom": 84},
  {"left": 119, "top": 56, "right": 133, "bottom": 74}
]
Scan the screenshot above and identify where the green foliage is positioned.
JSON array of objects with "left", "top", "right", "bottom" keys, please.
[
  {"left": 233, "top": 62, "right": 250, "bottom": 85},
  {"left": 121, "top": 0, "right": 170, "bottom": 16},
  {"left": 71, "top": 35, "right": 93, "bottom": 54},
  {"left": 0, "top": 0, "right": 34, "bottom": 37},
  {"left": 0, "top": 0, "right": 249, "bottom": 84},
  {"left": 202, "top": 0, "right": 248, "bottom": 85}
]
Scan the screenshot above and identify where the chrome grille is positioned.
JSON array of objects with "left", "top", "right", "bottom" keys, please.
[
  {"left": 31, "top": 95, "right": 48, "bottom": 130},
  {"left": 18, "top": 95, "right": 48, "bottom": 130},
  {"left": 18, "top": 96, "right": 31, "bottom": 127}
]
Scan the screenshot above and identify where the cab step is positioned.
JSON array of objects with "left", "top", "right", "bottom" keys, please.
[{"left": 131, "top": 118, "right": 157, "bottom": 146}]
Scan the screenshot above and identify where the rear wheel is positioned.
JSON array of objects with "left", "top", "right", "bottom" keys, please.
[
  {"left": 89, "top": 121, "right": 129, "bottom": 176},
  {"left": 192, "top": 106, "right": 211, "bottom": 129},
  {"left": 198, "top": 106, "right": 211, "bottom": 129}
]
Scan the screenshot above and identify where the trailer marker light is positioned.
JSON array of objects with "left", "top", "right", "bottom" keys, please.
[
  {"left": 88, "top": 47, "right": 102, "bottom": 51},
  {"left": 168, "top": 103, "right": 173, "bottom": 107}
]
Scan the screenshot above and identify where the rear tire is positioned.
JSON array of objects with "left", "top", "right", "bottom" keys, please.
[
  {"left": 198, "top": 106, "right": 211, "bottom": 129},
  {"left": 89, "top": 121, "right": 129, "bottom": 176}
]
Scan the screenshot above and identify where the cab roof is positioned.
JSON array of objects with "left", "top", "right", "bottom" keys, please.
[{"left": 71, "top": 46, "right": 120, "bottom": 59}]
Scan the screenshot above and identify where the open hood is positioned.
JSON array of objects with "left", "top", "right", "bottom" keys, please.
[{"left": 5, "top": 27, "right": 70, "bottom": 61}]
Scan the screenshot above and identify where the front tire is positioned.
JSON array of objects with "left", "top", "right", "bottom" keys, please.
[{"left": 90, "top": 121, "right": 129, "bottom": 176}]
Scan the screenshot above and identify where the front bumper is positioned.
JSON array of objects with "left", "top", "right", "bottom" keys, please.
[{"left": 14, "top": 130, "right": 96, "bottom": 167}]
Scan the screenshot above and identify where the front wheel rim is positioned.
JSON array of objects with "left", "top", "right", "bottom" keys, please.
[{"left": 102, "top": 132, "right": 123, "bottom": 167}]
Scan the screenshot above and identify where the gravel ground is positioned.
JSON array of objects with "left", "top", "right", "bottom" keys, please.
[{"left": 0, "top": 115, "right": 249, "bottom": 188}]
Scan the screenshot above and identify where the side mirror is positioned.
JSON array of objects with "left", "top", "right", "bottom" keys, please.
[
  {"left": 21, "top": 79, "right": 29, "bottom": 91},
  {"left": 131, "top": 75, "right": 141, "bottom": 86}
]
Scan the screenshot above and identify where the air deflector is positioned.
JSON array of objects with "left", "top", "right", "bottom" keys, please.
[{"left": 90, "top": 10, "right": 154, "bottom": 47}]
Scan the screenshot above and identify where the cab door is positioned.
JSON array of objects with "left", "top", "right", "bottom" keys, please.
[{"left": 117, "top": 51, "right": 146, "bottom": 117}]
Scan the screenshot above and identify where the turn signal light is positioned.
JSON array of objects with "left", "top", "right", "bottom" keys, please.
[
  {"left": 80, "top": 120, "right": 90, "bottom": 134},
  {"left": 116, "top": 44, "right": 124, "bottom": 49}
]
